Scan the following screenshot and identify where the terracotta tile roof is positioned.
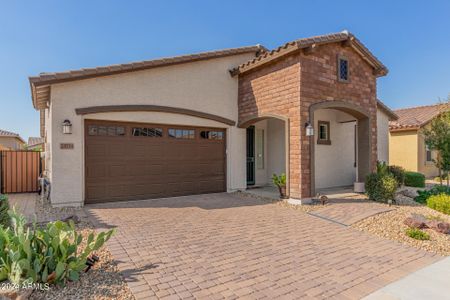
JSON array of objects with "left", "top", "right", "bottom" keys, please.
[
  {"left": 389, "top": 103, "right": 449, "bottom": 131},
  {"left": 28, "top": 137, "right": 44, "bottom": 147},
  {"left": 230, "top": 30, "right": 388, "bottom": 77},
  {"left": 29, "top": 45, "right": 266, "bottom": 110},
  {"left": 0, "top": 129, "right": 19, "bottom": 137},
  {"left": 0, "top": 129, "right": 25, "bottom": 143},
  {"left": 377, "top": 99, "right": 398, "bottom": 121}
]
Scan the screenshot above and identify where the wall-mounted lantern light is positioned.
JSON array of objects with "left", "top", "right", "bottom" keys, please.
[
  {"left": 62, "top": 119, "right": 72, "bottom": 134},
  {"left": 305, "top": 122, "right": 314, "bottom": 136}
]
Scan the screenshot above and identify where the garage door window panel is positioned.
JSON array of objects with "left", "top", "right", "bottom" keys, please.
[
  {"left": 132, "top": 127, "right": 163, "bottom": 137},
  {"left": 88, "top": 125, "right": 125, "bottom": 137},
  {"left": 200, "top": 130, "right": 224, "bottom": 140},
  {"left": 169, "top": 128, "right": 195, "bottom": 139}
]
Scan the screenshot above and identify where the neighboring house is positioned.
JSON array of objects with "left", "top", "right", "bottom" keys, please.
[
  {"left": 27, "top": 137, "right": 45, "bottom": 151},
  {"left": 389, "top": 103, "right": 449, "bottom": 177},
  {"left": 29, "top": 30, "right": 397, "bottom": 207},
  {"left": 0, "top": 129, "right": 25, "bottom": 150}
]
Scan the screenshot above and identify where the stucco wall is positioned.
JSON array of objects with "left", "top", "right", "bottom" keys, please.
[
  {"left": 266, "top": 118, "right": 286, "bottom": 183},
  {"left": 314, "top": 109, "right": 356, "bottom": 189},
  {"left": 0, "top": 137, "right": 24, "bottom": 150},
  {"left": 251, "top": 118, "right": 286, "bottom": 186},
  {"left": 44, "top": 108, "right": 52, "bottom": 179},
  {"left": 417, "top": 132, "right": 439, "bottom": 177},
  {"left": 389, "top": 130, "right": 418, "bottom": 172},
  {"left": 377, "top": 108, "right": 390, "bottom": 163},
  {"left": 48, "top": 53, "right": 255, "bottom": 206}
]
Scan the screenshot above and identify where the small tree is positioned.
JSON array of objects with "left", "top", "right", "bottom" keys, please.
[{"left": 422, "top": 96, "right": 450, "bottom": 186}]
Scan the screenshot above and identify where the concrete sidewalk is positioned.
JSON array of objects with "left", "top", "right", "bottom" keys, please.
[{"left": 363, "top": 256, "right": 450, "bottom": 300}]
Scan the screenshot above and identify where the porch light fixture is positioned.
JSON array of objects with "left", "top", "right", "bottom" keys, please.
[
  {"left": 305, "top": 122, "right": 314, "bottom": 136},
  {"left": 62, "top": 119, "right": 72, "bottom": 134}
]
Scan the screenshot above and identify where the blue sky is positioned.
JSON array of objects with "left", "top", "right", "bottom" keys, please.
[{"left": 1, "top": 0, "right": 449, "bottom": 140}]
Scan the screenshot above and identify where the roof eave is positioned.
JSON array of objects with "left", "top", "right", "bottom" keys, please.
[
  {"left": 30, "top": 45, "right": 264, "bottom": 110},
  {"left": 377, "top": 100, "right": 398, "bottom": 121},
  {"left": 389, "top": 126, "right": 420, "bottom": 132},
  {"left": 231, "top": 32, "right": 389, "bottom": 77}
]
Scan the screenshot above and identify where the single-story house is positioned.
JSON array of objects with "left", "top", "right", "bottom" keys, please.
[
  {"left": 27, "top": 137, "right": 45, "bottom": 151},
  {"left": 29, "top": 30, "right": 397, "bottom": 207},
  {"left": 389, "top": 103, "right": 449, "bottom": 177},
  {"left": 0, "top": 129, "right": 25, "bottom": 150}
]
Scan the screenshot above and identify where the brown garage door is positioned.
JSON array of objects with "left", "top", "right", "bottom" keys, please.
[{"left": 84, "top": 120, "right": 226, "bottom": 203}]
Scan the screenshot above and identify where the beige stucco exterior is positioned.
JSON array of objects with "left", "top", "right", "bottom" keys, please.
[
  {"left": 417, "top": 130, "right": 439, "bottom": 177},
  {"left": 0, "top": 136, "right": 25, "bottom": 150},
  {"left": 389, "top": 128, "right": 439, "bottom": 177},
  {"left": 46, "top": 53, "right": 255, "bottom": 206},
  {"left": 377, "top": 108, "right": 390, "bottom": 163},
  {"left": 389, "top": 130, "right": 419, "bottom": 172},
  {"left": 314, "top": 109, "right": 357, "bottom": 189}
]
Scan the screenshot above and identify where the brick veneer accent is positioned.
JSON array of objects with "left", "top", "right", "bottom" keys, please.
[
  {"left": 238, "top": 54, "right": 302, "bottom": 198},
  {"left": 238, "top": 43, "right": 378, "bottom": 199}
]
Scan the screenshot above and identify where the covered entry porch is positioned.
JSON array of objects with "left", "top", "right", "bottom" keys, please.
[
  {"left": 239, "top": 115, "right": 289, "bottom": 196},
  {"left": 310, "top": 101, "right": 373, "bottom": 196}
]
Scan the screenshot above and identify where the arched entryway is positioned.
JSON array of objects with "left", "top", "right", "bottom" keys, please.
[
  {"left": 238, "top": 115, "right": 290, "bottom": 197},
  {"left": 309, "top": 101, "right": 372, "bottom": 195}
]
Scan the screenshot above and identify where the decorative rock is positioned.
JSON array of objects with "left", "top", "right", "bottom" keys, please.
[
  {"left": 427, "top": 220, "right": 450, "bottom": 234},
  {"left": 398, "top": 187, "right": 423, "bottom": 199},
  {"left": 0, "top": 288, "right": 32, "bottom": 300},
  {"left": 62, "top": 215, "right": 80, "bottom": 224},
  {"left": 394, "top": 194, "right": 420, "bottom": 206},
  {"left": 404, "top": 214, "right": 428, "bottom": 229}
]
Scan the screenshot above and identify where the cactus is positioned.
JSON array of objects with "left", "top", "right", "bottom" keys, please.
[{"left": 0, "top": 209, "right": 114, "bottom": 285}]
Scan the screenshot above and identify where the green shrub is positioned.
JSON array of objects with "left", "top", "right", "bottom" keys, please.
[
  {"left": 427, "top": 194, "right": 450, "bottom": 215},
  {"left": 365, "top": 173, "right": 397, "bottom": 202},
  {"left": 272, "top": 173, "right": 286, "bottom": 187},
  {"left": 388, "top": 165, "right": 406, "bottom": 187},
  {"left": 405, "top": 228, "right": 430, "bottom": 240},
  {"left": 434, "top": 174, "right": 449, "bottom": 182},
  {"left": 376, "top": 161, "right": 389, "bottom": 176},
  {"left": 415, "top": 185, "right": 450, "bottom": 204},
  {"left": 0, "top": 194, "right": 9, "bottom": 228},
  {"left": 404, "top": 171, "right": 426, "bottom": 187},
  {"left": 0, "top": 210, "right": 115, "bottom": 285}
]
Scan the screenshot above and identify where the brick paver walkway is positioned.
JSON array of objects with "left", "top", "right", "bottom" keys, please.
[
  {"left": 309, "top": 199, "right": 395, "bottom": 226},
  {"left": 86, "top": 193, "right": 441, "bottom": 300}
]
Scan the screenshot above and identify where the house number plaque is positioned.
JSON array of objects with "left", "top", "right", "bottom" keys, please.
[{"left": 60, "top": 143, "right": 74, "bottom": 150}]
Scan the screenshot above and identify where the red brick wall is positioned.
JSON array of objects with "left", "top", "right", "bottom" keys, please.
[
  {"left": 238, "top": 43, "right": 378, "bottom": 199},
  {"left": 299, "top": 44, "right": 377, "bottom": 197},
  {"left": 238, "top": 53, "right": 303, "bottom": 198}
]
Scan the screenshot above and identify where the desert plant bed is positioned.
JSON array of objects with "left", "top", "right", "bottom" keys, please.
[
  {"left": 1, "top": 220, "right": 134, "bottom": 300},
  {"left": 352, "top": 205, "right": 450, "bottom": 256}
]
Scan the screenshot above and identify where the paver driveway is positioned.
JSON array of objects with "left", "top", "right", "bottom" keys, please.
[{"left": 86, "top": 193, "right": 441, "bottom": 300}]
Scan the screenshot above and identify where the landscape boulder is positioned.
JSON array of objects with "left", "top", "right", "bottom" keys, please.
[
  {"left": 426, "top": 220, "right": 450, "bottom": 234},
  {"left": 404, "top": 213, "right": 450, "bottom": 234},
  {"left": 404, "top": 214, "right": 428, "bottom": 229}
]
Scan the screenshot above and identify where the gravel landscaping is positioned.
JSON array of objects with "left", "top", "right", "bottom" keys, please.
[
  {"left": 29, "top": 222, "right": 134, "bottom": 300},
  {"left": 0, "top": 195, "right": 134, "bottom": 300},
  {"left": 234, "top": 190, "right": 326, "bottom": 212},
  {"left": 239, "top": 186, "right": 450, "bottom": 256},
  {"left": 352, "top": 204, "right": 450, "bottom": 256}
]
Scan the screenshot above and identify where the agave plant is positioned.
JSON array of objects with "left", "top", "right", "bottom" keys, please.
[{"left": 0, "top": 209, "right": 114, "bottom": 285}]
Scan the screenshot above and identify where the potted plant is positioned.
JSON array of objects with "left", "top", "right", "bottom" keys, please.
[{"left": 272, "top": 173, "right": 288, "bottom": 199}]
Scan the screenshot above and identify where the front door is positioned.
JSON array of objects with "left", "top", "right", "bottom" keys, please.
[{"left": 246, "top": 126, "right": 255, "bottom": 185}]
